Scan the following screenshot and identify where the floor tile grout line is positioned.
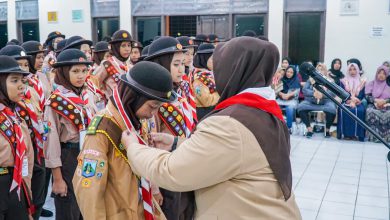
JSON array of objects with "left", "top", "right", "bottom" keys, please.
[
  {"left": 352, "top": 144, "right": 365, "bottom": 220},
  {"left": 293, "top": 137, "right": 323, "bottom": 191},
  {"left": 314, "top": 140, "right": 341, "bottom": 220}
]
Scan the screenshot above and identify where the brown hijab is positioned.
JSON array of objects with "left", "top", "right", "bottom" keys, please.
[
  {"left": 211, "top": 37, "right": 293, "bottom": 200},
  {"left": 115, "top": 81, "right": 149, "bottom": 130},
  {"left": 93, "top": 51, "right": 107, "bottom": 66},
  {"left": 110, "top": 42, "right": 129, "bottom": 62},
  {"left": 0, "top": 74, "right": 12, "bottom": 107},
  {"left": 213, "top": 37, "right": 279, "bottom": 103},
  {"left": 54, "top": 66, "right": 84, "bottom": 95}
]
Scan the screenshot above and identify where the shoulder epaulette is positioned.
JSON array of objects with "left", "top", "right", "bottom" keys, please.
[{"left": 86, "top": 115, "right": 103, "bottom": 135}]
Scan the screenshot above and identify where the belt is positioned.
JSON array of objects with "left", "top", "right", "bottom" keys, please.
[
  {"left": 60, "top": 142, "right": 80, "bottom": 149},
  {"left": 0, "top": 167, "right": 12, "bottom": 175}
]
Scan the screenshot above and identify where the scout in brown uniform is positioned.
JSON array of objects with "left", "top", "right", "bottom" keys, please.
[
  {"left": 62, "top": 36, "right": 93, "bottom": 62},
  {"left": 0, "top": 56, "right": 35, "bottom": 220},
  {"left": 44, "top": 49, "right": 95, "bottom": 220},
  {"left": 73, "top": 61, "right": 172, "bottom": 220},
  {"left": 144, "top": 36, "right": 196, "bottom": 220},
  {"left": 42, "top": 31, "right": 65, "bottom": 78},
  {"left": 190, "top": 43, "right": 220, "bottom": 119},
  {"left": 87, "top": 41, "right": 112, "bottom": 111},
  {"left": 130, "top": 41, "right": 143, "bottom": 65},
  {"left": 124, "top": 36, "right": 302, "bottom": 220}
]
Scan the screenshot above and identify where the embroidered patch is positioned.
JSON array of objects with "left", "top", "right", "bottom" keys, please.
[
  {"left": 96, "top": 172, "right": 103, "bottom": 179},
  {"left": 82, "top": 159, "right": 97, "bottom": 178},
  {"left": 83, "top": 149, "right": 101, "bottom": 157},
  {"left": 99, "top": 161, "right": 105, "bottom": 167},
  {"left": 158, "top": 103, "right": 187, "bottom": 137},
  {"left": 82, "top": 178, "right": 92, "bottom": 188}
]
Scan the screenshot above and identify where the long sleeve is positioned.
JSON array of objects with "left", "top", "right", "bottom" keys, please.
[
  {"left": 302, "top": 81, "right": 314, "bottom": 97},
  {"left": 44, "top": 106, "right": 62, "bottom": 168},
  {"left": 73, "top": 133, "right": 109, "bottom": 220},
  {"left": 193, "top": 79, "right": 220, "bottom": 107},
  {"left": 127, "top": 116, "right": 243, "bottom": 192}
]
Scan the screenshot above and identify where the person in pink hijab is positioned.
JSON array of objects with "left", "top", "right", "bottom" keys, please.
[
  {"left": 337, "top": 63, "right": 367, "bottom": 141},
  {"left": 365, "top": 65, "right": 390, "bottom": 142}
]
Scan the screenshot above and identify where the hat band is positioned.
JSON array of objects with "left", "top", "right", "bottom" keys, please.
[
  {"left": 125, "top": 74, "right": 170, "bottom": 99},
  {"left": 149, "top": 46, "right": 183, "bottom": 57}
]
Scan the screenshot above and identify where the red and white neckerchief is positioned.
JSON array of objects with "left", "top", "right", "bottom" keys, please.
[
  {"left": 175, "top": 88, "right": 196, "bottom": 135},
  {"left": 181, "top": 75, "right": 198, "bottom": 125},
  {"left": 18, "top": 93, "right": 45, "bottom": 164},
  {"left": 110, "top": 57, "right": 129, "bottom": 78},
  {"left": 1, "top": 107, "right": 28, "bottom": 198},
  {"left": 113, "top": 88, "right": 154, "bottom": 220},
  {"left": 215, "top": 87, "right": 285, "bottom": 122},
  {"left": 85, "top": 77, "right": 107, "bottom": 104},
  {"left": 26, "top": 74, "right": 45, "bottom": 111},
  {"left": 53, "top": 86, "right": 94, "bottom": 128}
]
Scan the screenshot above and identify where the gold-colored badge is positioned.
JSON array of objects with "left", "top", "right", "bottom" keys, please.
[
  {"left": 176, "top": 44, "right": 183, "bottom": 50},
  {"left": 122, "top": 33, "right": 128, "bottom": 38}
]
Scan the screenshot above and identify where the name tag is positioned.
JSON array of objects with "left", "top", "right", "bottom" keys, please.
[
  {"left": 96, "top": 101, "right": 106, "bottom": 112},
  {"left": 79, "top": 130, "right": 87, "bottom": 151},
  {"left": 22, "top": 157, "right": 28, "bottom": 177}
]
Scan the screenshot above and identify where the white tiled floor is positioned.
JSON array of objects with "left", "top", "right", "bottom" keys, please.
[{"left": 41, "top": 135, "right": 390, "bottom": 220}]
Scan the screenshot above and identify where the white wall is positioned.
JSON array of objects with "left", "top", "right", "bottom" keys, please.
[
  {"left": 119, "top": 0, "right": 132, "bottom": 35},
  {"left": 268, "top": 0, "right": 284, "bottom": 60},
  {"left": 7, "top": 0, "right": 17, "bottom": 40},
  {"left": 325, "top": 0, "right": 390, "bottom": 80},
  {"left": 38, "top": 0, "right": 92, "bottom": 43}
]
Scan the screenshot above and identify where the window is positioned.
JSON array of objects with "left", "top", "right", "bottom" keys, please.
[
  {"left": 0, "top": 22, "right": 7, "bottom": 48},
  {"left": 94, "top": 18, "right": 119, "bottom": 42},
  {"left": 136, "top": 17, "right": 161, "bottom": 46},
  {"left": 169, "top": 16, "right": 197, "bottom": 37},
  {"left": 235, "top": 14, "right": 266, "bottom": 37},
  {"left": 18, "top": 20, "right": 40, "bottom": 42}
]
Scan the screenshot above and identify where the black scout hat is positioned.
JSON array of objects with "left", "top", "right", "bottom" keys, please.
[
  {"left": 207, "top": 34, "right": 219, "bottom": 43},
  {"left": 21, "top": 41, "right": 45, "bottom": 55},
  {"left": 132, "top": 41, "right": 143, "bottom": 50},
  {"left": 63, "top": 36, "right": 93, "bottom": 51},
  {"left": 120, "top": 61, "right": 176, "bottom": 102},
  {"left": 45, "top": 31, "right": 65, "bottom": 45},
  {"left": 52, "top": 49, "right": 93, "bottom": 68},
  {"left": 93, "top": 41, "right": 110, "bottom": 53},
  {"left": 109, "top": 30, "right": 133, "bottom": 44},
  {"left": 0, "top": 55, "right": 30, "bottom": 75},
  {"left": 194, "top": 34, "right": 208, "bottom": 43},
  {"left": 139, "top": 45, "right": 150, "bottom": 61},
  {"left": 196, "top": 43, "right": 215, "bottom": 54},
  {"left": 176, "top": 36, "right": 197, "bottom": 49},
  {"left": 55, "top": 39, "right": 68, "bottom": 53},
  {"left": 0, "top": 45, "right": 31, "bottom": 60},
  {"left": 144, "top": 36, "right": 187, "bottom": 61}
]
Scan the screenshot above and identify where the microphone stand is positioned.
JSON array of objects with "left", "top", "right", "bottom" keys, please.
[{"left": 313, "top": 83, "right": 390, "bottom": 162}]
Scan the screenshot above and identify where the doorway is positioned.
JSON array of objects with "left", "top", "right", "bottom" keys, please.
[
  {"left": 284, "top": 13, "right": 325, "bottom": 66},
  {"left": 197, "top": 15, "right": 229, "bottom": 40}
]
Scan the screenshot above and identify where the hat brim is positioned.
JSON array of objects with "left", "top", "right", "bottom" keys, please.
[
  {"left": 45, "top": 34, "right": 65, "bottom": 45},
  {"left": 52, "top": 61, "right": 93, "bottom": 68},
  {"left": 119, "top": 74, "right": 176, "bottom": 103},
  {"left": 93, "top": 49, "right": 110, "bottom": 53},
  {"left": 196, "top": 49, "right": 214, "bottom": 54},
  {"left": 14, "top": 55, "right": 33, "bottom": 60},
  {"left": 63, "top": 39, "right": 93, "bottom": 51},
  {"left": 26, "top": 50, "right": 46, "bottom": 55},
  {"left": 144, "top": 48, "right": 188, "bottom": 61},
  {"left": 0, "top": 68, "right": 30, "bottom": 76},
  {"left": 109, "top": 39, "right": 134, "bottom": 44},
  {"left": 183, "top": 45, "right": 198, "bottom": 49}
]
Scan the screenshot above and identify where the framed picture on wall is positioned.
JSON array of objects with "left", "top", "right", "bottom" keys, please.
[
  {"left": 48, "top": 11, "right": 58, "bottom": 23},
  {"left": 340, "top": 0, "right": 359, "bottom": 15},
  {"left": 72, "top": 10, "right": 84, "bottom": 23}
]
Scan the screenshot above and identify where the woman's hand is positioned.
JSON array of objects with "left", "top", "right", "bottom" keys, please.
[
  {"left": 122, "top": 130, "right": 140, "bottom": 151},
  {"left": 52, "top": 177, "right": 67, "bottom": 197},
  {"left": 153, "top": 193, "right": 164, "bottom": 206},
  {"left": 150, "top": 133, "right": 175, "bottom": 151}
]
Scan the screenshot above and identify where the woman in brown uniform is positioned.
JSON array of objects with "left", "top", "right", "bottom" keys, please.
[
  {"left": 144, "top": 36, "right": 196, "bottom": 220},
  {"left": 190, "top": 43, "right": 220, "bottom": 119},
  {"left": 73, "top": 61, "right": 172, "bottom": 220},
  {"left": 0, "top": 55, "right": 34, "bottom": 220},
  {"left": 44, "top": 49, "right": 95, "bottom": 220}
]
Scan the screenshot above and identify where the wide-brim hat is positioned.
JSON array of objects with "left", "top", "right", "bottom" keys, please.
[
  {"left": 144, "top": 36, "right": 188, "bottom": 61},
  {"left": 139, "top": 45, "right": 150, "bottom": 61},
  {"left": 176, "top": 36, "right": 198, "bottom": 49},
  {"left": 120, "top": 61, "right": 176, "bottom": 103},
  {"left": 194, "top": 34, "right": 209, "bottom": 43},
  {"left": 55, "top": 39, "right": 68, "bottom": 54},
  {"left": 109, "top": 30, "right": 134, "bottom": 44},
  {"left": 0, "top": 55, "right": 30, "bottom": 76},
  {"left": 21, "top": 41, "right": 45, "bottom": 55},
  {"left": 0, "top": 45, "right": 32, "bottom": 60},
  {"left": 196, "top": 43, "right": 215, "bottom": 54},
  {"left": 62, "top": 36, "right": 93, "bottom": 51},
  {"left": 93, "top": 41, "right": 110, "bottom": 53},
  {"left": 45, "top": 31, "right": 65, "bottom": 45},
  {"left": 53, "top": 49, "right": 93, "bottom": 68},
  {"left": 132, "top": 41, "right": 143, "bottom": 49}
]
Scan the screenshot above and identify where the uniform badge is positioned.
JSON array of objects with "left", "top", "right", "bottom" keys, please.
[
  {"left": 96, "top": 173, "right": 103, "bottom": 179},
  {"left": 99, "top": 161, "right": 105, "bottom": 167},
  {"left": 82, "top": 178, "right": 92, "bottom": 188},
  {"left": 82, "top": 158, "right": 97, "bottom": 178},
  {"left": 176, "top": 44, "right": 183, "bottom": 50},
  {"left": 122, "top": 33, "right": 128, "bottom": 38}
]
